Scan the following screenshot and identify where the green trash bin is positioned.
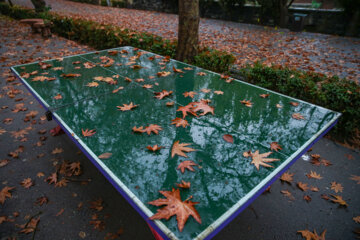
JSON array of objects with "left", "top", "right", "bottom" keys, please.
[{"left": 289, "top": 13, "right": 307, "bottom": 32}]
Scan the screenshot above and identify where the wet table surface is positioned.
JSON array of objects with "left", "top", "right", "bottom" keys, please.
[{"left": 11, "top": 46, "right": 340, "bottom": 240}]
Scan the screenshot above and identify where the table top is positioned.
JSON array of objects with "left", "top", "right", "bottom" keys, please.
[{"left": 11, "top": 46, "right": 340, "bottom": 240}]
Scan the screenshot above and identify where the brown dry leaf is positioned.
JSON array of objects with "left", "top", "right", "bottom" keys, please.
[
  {"left": 45, "top": 173, "right": 57, "bottom": 185},
  {"left": 350, "top": 175, "right": 360, "bottom": 184},
  {"left": 61, "top": 73, "right": 81, "bottom": 78},
  {"left": 176, "top": 180, "right": 191, "bottom": 189},
  {"left": 52, "top": 147, "right": 63, "bottom": 154},
  {"left": 11, "top": 127, "right": 32, "bottom": 139},
  {"left": 135, "top": 78, "right": 144, "bottom": 82},
  {"left": 330, "top": 182, "right": 343, "bottom": 193},
  {"left": 290, "top": 102, "right": 299, "bottom": 107},
  {"left": 214, "top": 90, "right": 224, "bottom": 95},
  {"left": 0, "top": 186, "right": 15, "bottom": 204},
  {"left": 292, "top": 113, "right": 305, "bottom": 120},
  {"left": 183, "top": 91, "right": 197, "bottom": 98},
  {"left": 90, "top": 220, "right": 105, "bottom": 231},
  {"left": 303, "top": 195, "right": 312, "bottom": 202},
  {"left": 3, "top": 118, "right": 13, "bottom": 124},
  {"left": 54, "top": 94, "right": 62, "bottom": 100},
  {"left": 310, "top": 186, "right": 319, "bottom": 192},
  {"left": 200, "top": 88, "right": 211, "bottom": 93},
  {"left": 171, "top": 118, "right": 189, "bottom": 128},
  {"left": 98, "top": 153, "right": 112, "bottom": 159},
  {"left": 321, "top": 194, "right": 330, "bottom": 200},
  {"left": 117, "top": 102, "right": 138, "bottom": 111},
  {"left": 306, "top": 171, "right": 323, "bottom": 180},
  {"left": 270, "top": 142, "right": 282, "bottom": 152},
  {"left": 171, "top": 141, "right": 196, "bottom": 158},
  {"left": 55, "top": 178, "right": 69, "bottom": 187},
  {"left": 281, "top": 190, "right": 295, "bottom": 200},
  {"left": 124, "top": 77, "right": 132, "bottom": 82},
  {"left": 173, "top": 66, "right": 184, "bottom": 73},
  {"left": 177, "top": 161, "right": 198, "bottom": 173},
  {"left": 142, "top": 84, "right": 153, "bottom": 89},
  {"left": 35, "top": 196, "right": 48, "bottom": 206},
  {"left": 280, "top": 172, "right": 294, "bottom": 184},
  {"left": 166, "top": 101, "right": 175, "bottom": 106},
  {"left": 154, "top": 90, "right": 173, "bottom": 100},
  {"left": 82, "top": 129, "right": 96, "bottom": 137},
  {"left": 90, "top": 198, "right": 104, "bottom": 212},
  {"left": 0, "top": 128, "right": 6, "bottom": 135},
  {"left": 177, "top": 103, "right": 197, "bottom": 118},
  {"left": 320, "top": 159, "right": 332, "bottom": 166},
  {"left": 244, "top": 150, "right": 279, "bottom": 170},
  {"left": 353, "top": 216, "right": 360, "bottom": 224},
  {"left": 330, "top": 195, "right": 348, "bottom": 206},
  {"left": 148, "top": 188, "right": 201, "bottom": 232},
  {"left": 131, "top": 64, "right": 142, "bottom": 69},
  {"left": 297, "top": 229, "right": 326, "bottom": 240},
  {"left": 0, "top": 159, "right": 10, "bottom": 168},
  {"left": 21, "top": 178, "right": 33, "bottom": 189},
  {"left": 157, "top": 71, "right": 171, "bottom": 77},
  {"left": 56, "top": 208, "right": 64, "bottom": 217},
  {"left": 143, "top": 124, "right": 162, "bottom": 135},
  {"left": 223, "top": 134, "right": 234, "bottom": 144},
  {"left": 146, "top": 145, "right": 163, "bottom": 152},
  {"left": 132, "top": 126, "right": 145, "bottom": 133},
  {"left": 68, "top": 162, "right": 81, "bottom": 176},
  {"left": 297, "top": 182, "right": 309, "bottom": 191},
  {"left": 240, "top": 99, "right": 253, "bottom": 107},
  {"left": 86, "top": 82, "right": 99, "bottom": 87},
  {"left": 20, "top": 217, "right": 40, "bottom": 234},
  {"left": 197, "top": 72, "right": 206, "bottom": 76},
  {"left": 260, "top": 94, "right": 270, "bottom": 98},
  {"left": 192, "top": 99, "right": 214, "bottom": 116}
]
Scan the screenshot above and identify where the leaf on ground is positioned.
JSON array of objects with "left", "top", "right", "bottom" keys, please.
[
  {"left": 270, "top": 142, "right": 282, "bottom": 152},
  {"left": 320, "top": 159, "right": 332, "bottom": 166},
  {"left": 0, "top": 128, "right": 6, "bottom": 135},
  {"left": 330, "top": 182, "right": 343, "bottom": 193},
  {"left": 281, "top": 190, "right": 295, "bottom": 200},
  {"left": 116, "top": 102, "right": 138, "bottom": 111},
  {"left": 148, "top": 188, "right": 201, "bottom": 232},
  {"left": 144, "top": 124, "right": 162, "bottom": 135},
  {"left": 146, "top": 145, "right": 163, "bottom": 152},
  {"left": 98, "top": 153, "right": 112, "bottom": 159},
  {"left": 303, "top": 195, "right": 312, "bottom": 202},
  {"left": 0, "top": 159, "right": 9, "bottom": 168},
  {"left": 154, "top": 90, "right": 173, "bottom": 100},
  {"left": 171, "top": 141, "right": 196, "bottom": 158},
  {"left": 310, "top": 186, "right": 319, "bottom": 192},
  {"left": 177, "top": 160, "right": 198, "bottom": 173},
  {"left": 171, "top": 118, "right": 189, "bottom": 128},
  {"left": 350, "top": 175, "right": 360, "bottom": 184},
  {"left": 56, "top": 208, "right": 64, "bottom": 216},
  {"left": 222, "top": 134, "right": 234, "bottom": 144},
  {"left": 19, "top": 217, "right": 40, "bottom": 234},
  {"left": 90, "top": 198, "right": 104, "bottom": 212},
  {"left": 45, "top": 172, "right": 57, "bottom": 185},
  {"left": 297, "top": 182, "right": 309, "bottom": 191},
  {"left": 280, "top": 172, "right": 294, "bottom": 184},
  {"left": 35, "top": 196, "right": 48, "bottom": 206},
  {"left": 55, "top": 178, "right": 69, "bottom": 187},
  {"left": 330, "top": 195, "right": 348, "bottom": 207},
  {"left": 176, "top": 180, "right": 191, "bottom": 189},
  {"left": 82, "top": 129, "right": 96, "bottom": 137},
  {"left": 353, "top": 216, "right": 360, "bottom": 224},
  {"left": 0, "top": 186, "right": 15, "bottom": 204},
  {"left": 21, "top": 178, "right": 33, "bottom": 189},
  {"left": 68, "top": 162, "right": 81, "bottom": 176},
  {"left": 306, "top": 171, "right": 323, "bottom": 180},
  {"left": 52, "top": 147, "right": 63, "bottom": 154},
  {"left": 297, "top": 229, "right": 326, "bottom": 240}
]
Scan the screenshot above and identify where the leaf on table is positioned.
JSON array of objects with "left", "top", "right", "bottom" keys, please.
[
  {"left": 146, "top": 145, "right": 163, "bottom": 152},
  {"left": 297, "top": 182, "right": 309, "bottom": 191},
  {"left": 166, "top": 101, "right": 174, "bottom": 106},
  {"left": 173, "top": 66, "right": 184, "bottom": 73},
  {"left": 281, "top": 190, "right": 295, "bottom": 200},
  {"left": 183, "top": 91, "right": 197, "bottom": 98},
  {"left": 214, "top": 90, "right": 224, "bottom": 95},
  {"left": 61, "top": 73, "right": 81, "bottom": 78},
  {"left": 132, "top": 126, "right": 145, "bottom": 133},
  {"left": 148, "top": 188, "right": 201, "bottom": 232},
  {"left": 192, "top": 100, "right": 214, "bottom": 116},
  {"left": 176, "top": 180, "right": 191, "bottom": 189},
  {"left": 171, "top": 118, "right": 189, "bottom": 128},
  {"left": 350, "top": 175, "right": 360, "bottom": 184},
  {"left": 280, "top": 172, "right": 294, "bottom": 184},
  {"left": 54, "top": 93, "right": 62, "bottom": 100},
  {"left": 171, "top": 141, "right": 196, "bottom": 158},
  {"left": 177, "top": 161, "right": 198, "bottom": 173},
  {"left": 19, "top": 217, "right": 40, "bottom": 234},
  {"left": 330, "top": 195, "right": 348, "bottom": 207},
  {"left": 116, "top": 102, "right": 138, "bottom": 111},
  {"left": 306, "top": 171, "right": 323, "bottom": 180},
  {"left": 222, "top": 134, "right": 234, "bottom": 144},
  {"left": 86, "top": 82, "right": 99, "bottom": 87},
  {"left": 297, "top": 229, "right": 326, "bottom": 240},
  {"left": 98, "top": 153, "right": 112, "bottom": 159},
  {"left": 21, "top": 178, "right": 33, "bottom": 189},
  {"left": 260, "top": 94, "right": 269, "bottom": 98},
  {"left": 142, "top": 84, "right": 153, "bottom": 89},
  {"left": 200, "top": 88, "right": 211, "bottom": 93},
  {"left": 292, "top": 113, "right": 305, "bottom": 120},
  {"left": 157, "top": 71, "right": 171, "bottom": 77},
  {"left": 197, "top": 72, "right": 206, "bottom": 76},
  {"left": 82, "top": 129, "right": 96, "bottom": 137},
  {"left": 177, "top": 103, "right": 197, "bottom": 118},
  {"left": 240, "top": 99, "right": 253, "bottom": 107},
  {"left": 184, "top": 67, "right": 193, "bottom": 70},
  {"left": 154, "top": 90, "right": 173, "bottom": 100},
  {"left": 330, "top": 182, "right": 343, "bottom": 193},
  {"left": 144, "top": 124, "right": 162, "bottom": 135},
  {"left": 243, "top": 150, "right": 279, "bottom": 170},
  {"left": 270, "top": 142, "right": 282, "bottom": 152},
  {"left": 0, "top": 186, "right": 15, "bottom": 204}
]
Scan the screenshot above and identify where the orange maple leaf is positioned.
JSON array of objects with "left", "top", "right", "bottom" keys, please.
[
  {"left": 0, "top": 186, "right": 15, "bottom": 204},
  {"left": 280, "top": 172, "right": 294, "bottom": 183},
  {"left": 148, "top": 188, "right": 201, "bottom": 232},
  {"left": 292, "top": 113, "right": 305, "bottom": 120},
  {"left": 171, "top": 118, "right": 189, "bottom": 128},
  {"left": 176, "top": 103, "right": 197, "bottom": 119},
  {"left": 240, "top": 99, "right": 253, "bottom": 107},
  {"left": 270, "top": 142, "right": 282, "bottom": 152},
  {"left": 171, "top": 141, "right": 196, "bottom": 158},
  {"left": 154, "top": 90, "right": 173, "bottom": 100},
  {"left": 183, "top": 91, "right": 197, "bottom": 98},
  {"left": 173, "top": 66, "right": 184, "bottom": 73},
  {"left": 146, "top": 145, "right": 163, "bottom": 152},
  {"left": 82, "top": 129, "right": 96, "bottom": 137},
  {"left": 21, "top": 178, "right": 33, "bottom": 189},
  {"left": 144, "top": 124, "right": 162, "bottom": 135},
  {"left": 192, "top": 100, "right": 214, "bottom": 116},
  {"left": 132, "top": 126, "right": 145, "bottom": 133},
  {"left": 176, "top": 180, "right": 191, "bottom": 189},
  {"left": 330, "top": 182, "right": 343, "bottom": 193},
  {"left": 177, "top": 160, "right": 198, "bottom": 173},
  {"left": 244, "top": 150, "right": 279, "bottom": 170},
  {"left": 116, "top": 102, "right": 138, "bottom": 111}
]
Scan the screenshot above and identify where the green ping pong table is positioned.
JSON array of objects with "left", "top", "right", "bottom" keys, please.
[{"left": 11, "top": 46, "right": 340, "bottom": 240}]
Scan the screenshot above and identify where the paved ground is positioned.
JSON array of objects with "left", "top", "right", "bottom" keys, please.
[
  {"left": 0, "top": 16, "right": 360, "bottom": 240},
  {"left": 11, "top": 0, "right": 360, "bottom": 82}
]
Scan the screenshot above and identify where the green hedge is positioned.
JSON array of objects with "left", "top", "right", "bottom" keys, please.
[
  {"left": 239, "top": 62, "right": 360, "bottom": 142},
  {"left": 0, "top": 3, "right": 235, "bottom": 73}
]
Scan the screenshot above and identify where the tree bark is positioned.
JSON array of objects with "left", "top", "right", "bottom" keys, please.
[
  {"left": 176, "top": 0, "right": 199, "bottom": 62},
  {"left": 31, "top": 0, "right": 46, "bottom": 12},
  {"left": 346, "top": 9, "right": 359, "bottom": 37},
  {"left": 279, "top": 0, "right": 288, "bottom": 28}
]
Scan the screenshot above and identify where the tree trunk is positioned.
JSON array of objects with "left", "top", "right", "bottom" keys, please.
[
  {"left": 279, "top": 0, "right": 288, "bottom": 28},
  {"left": 176, "top": 0, "right": 199, "bottom": 62},
  {"left": 346, "top": 9, "right": 359, "bottom": 37},
  {"left": 31, "top": 0, "right": 46, "bottom": 12}
]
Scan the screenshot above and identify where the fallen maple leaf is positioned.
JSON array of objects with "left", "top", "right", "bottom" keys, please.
[
  {"left": 45, "top": 173, "right": 57, "bottom": 185},
  {"left": 154, "top": 90, "right": 173, "bottom": 100},
  {"left": 20, "top": 217, "right": 40, "bottom": 234},
  {"left": 320, "top": 159, "right": 332, "bottom": 166},
  {"left": 173, "top": 66, "right": 184, "bottom": 73},
  {"left": 214, "top": 90, "right": 224, "bottom": 95},
  {"left": 292, "top": 113, "right": 305, "bottom": 120},
  {"left": 144, "top": 124, "right": 162, "bottom": 135},
  {"left": 270, "top": 142, "right": 282, "bottom": 152},
  {"left": 148, "top": 188, "right": 201, "bottom": 232},
  {"left": 176, "top": 180, "right": 191, "bottom": 189},
  {"left": 281, "top": 190, "right": 295, "bottom": 200},
  {"left": 116, "top": 102, "right": 138, "bottom": 111},
  {"left": 90, "top": 198, "right": 104, "bottom": 212},
  {"left": 197, "top": 72, "right": 206, "bottom": 76},
  {"left": 297, "top": 229, "right": 326, "bottom": 240},
  {"left": 112, "top": 86, "right": 124, "bottom": 93},
  {"left": 303, "top": 195, "right": 312, "bottom": 202},
  {"left": 21, "top": 178, "right": 33, "bottom": 189},
  {"left": 157, "top": 71, "right": 171, "bottom": 77},
  {"left": 52, "top": 147, "right": 63, "bottom": 154},
  {"left": 310, "top": 186, "right": 319, "bottom": 192},
  {"left": 177, "top": 160, "right": 198, "bottom": 173},
  {"left": 142, "top": 84, "right": 153, "bottom": 89},
  {"left": 330, "top": 182, "right": 343, "bottom": 193},
  {"left": 82, "top": 129, "right": 96, "bottom": 137},
  {"left": 353, "top": 216, "right": 360, "bottom": 224},
  {"left": 240, "top": 99, "right": 253, "bottom": 107},
  {"left": 146, "top": 145, "right": 163, "bottom": 152},
  {"left": 350, "top": 175, "right": 360, "bottom": 184},
  {"left": 260, "top": 94, "right": 270, "bottom": 98},
  {"left": 297, "top": 182, "right": 309, "bottom": 191},
  {"left": 98, "top": 153, "right": 112, "bottom": 159},
  {"left": 171, "top": 141, "right": 196, "bottom": 158},
  {"left": 0, "top": 128, "right": 6, "bottom": 135},
  {"left": 200, "top": 88, "right": 211, "bottom": 93},
  {"left": 54, "top": 93, "right": 62, "bottom": 100},
  {"left": 223, "top": 134, "right": 234, "bottom": 144},
  {"left": 0, "top": 159, "right": 9, "bottom": 168},
  {"left": 243, "top": 150, "right": 279, "bottom": 170},
  {"left": 183, "top": 91, "right": 197, "bottom": 98},
  {"left": 306, "top": 171, "right": 323, "bottom": 180},
  {"left": 177, "top": 103, "right": 197, "bottom": 118},
  {"left": 330, "top": 195, "right": 348, "bottom": 206},
  {"left": 280, "top": 172, "right": 294, "bottom": 183},
  {"left": 86, "top": 82, "right": 99, "bottom": 87},
  {"left": 35, "top": 196, "right": 48, "bottom": 206},
  {"left": 184, "top": 67, "right": 193, "bottom": 70},
  {"left": 132, "top": 126, "right": 145, "bottom": 133},
  {"left": 192, "top": 100, "right": 214, "bottom": 116},
  {"left": 61, "top": 73, "right": 81, "bottom": 78},
  {"left": 0, "top": 186, "right": 15, "bottom": 204},
  {"left": 290, "top": 102, "right": 299, "bottom": 107},
  {"left": 171, "top": 118, "right": 189, "bottom": 128},
  {"left": 166, "top": 101, "right": 175, "bottom": 106}
]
